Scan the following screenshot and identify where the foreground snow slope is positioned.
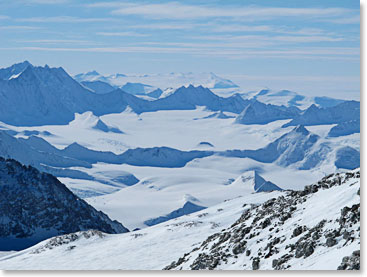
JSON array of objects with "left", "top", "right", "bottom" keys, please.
[
  {"left": 0, "top": 169, "right": 359, "bottom": 270},
  {"left": 0, "top": 190, "right": 281, "bottom": 270},
  {"left": 167, "top": 169, "right": 360, "bottom": 270}
]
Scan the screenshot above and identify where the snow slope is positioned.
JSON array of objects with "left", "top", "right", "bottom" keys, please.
[{"left": 0, "top": 169, "right": 359, "bottom": 270}]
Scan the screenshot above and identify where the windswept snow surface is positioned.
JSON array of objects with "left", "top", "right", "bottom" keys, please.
[{"left": 0, "top": 106, "right": 359, "bottom": 229}]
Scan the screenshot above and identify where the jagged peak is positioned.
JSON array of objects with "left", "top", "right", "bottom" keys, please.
[
  {"left": 233, "top": 170, "right": 283, "bottom": 193},
  {"left": 292, "top": 125, "right": 309, "bottom": 135},
  {"left": 14, "top": 64, "right": 38, "bottom": 80},
  {"left": 15, "top": 60, "right": 32, "bottom": 67},
  {"left": 63, "top": 142, "right": 85, "bottom": 151},
  {"left": 86, "top": 70, "right": 100, "bottom": 76},
  {"left": 255, "top": 88, "right": 271, "bottom": 97},
  {"left": 306, "top": 104, "right": 320, "bottom": 111}
]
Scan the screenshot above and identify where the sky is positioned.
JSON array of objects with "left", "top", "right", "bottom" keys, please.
[{"left": 0, "top": 0, "right": 360, "bottom": 99}]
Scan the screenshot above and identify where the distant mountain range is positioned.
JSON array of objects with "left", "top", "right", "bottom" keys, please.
[
  {"left": 0, "top": 62, "right": 359, "bottom": 134},
  {"left": 75, "top": 70, "right": 239, "bottom": 91},
  {"left": 247, "top": 89, "right": 346, "bottom": 109}
]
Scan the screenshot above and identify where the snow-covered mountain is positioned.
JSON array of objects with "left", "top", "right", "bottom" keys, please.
[
  {"left": 144, "top": 200, "right": 206, "bottom": 226},
  {"left": 0, "top": 63, "right": 251, "bottom": 126},
  {"left": 0, "top": 62, "right": 359, "bottom": 130},
  {"left": 223, "top": 126, "right": 318, "bottom": 166},
  {"left": 283, "top": 101, "right": 360, "bottom": 127},
  {"left": 0, "top": 61, "right": 32, "bottom": 80},
  {"left": 74, "top": 71, "right": 239, "bottom": 91},
  {"left": 231, "top": 171, "right": 283, "bottom": 193},
  {"left": 222, "top": 125, "right": 359, "bottom": 170},
  {"left": 70, "top": 112, "right": 123, "bottom": 134},
  {"left": 0, "top": 130, "right": 140, "bottom": 192},
  {"left": 328, "top": 119, "right": 360, "bottom": 137},
  {"left": 145, "top": 85, "right": 249, "bottom": 114},
  {"left": 121, "top": 82, "right": 156, "bottom": 95},
  {"left": 249, "top": 89, "right": 345, "bottom": 109},
  {"left": 0, "top": 130, "right": 90, "bottom": 170},
  {"left": 234, "top": 100, "right": 300, "bottom": 125},
  {"left": 119, "top": 146, "right": 213, "bottom": 168},
  {"left": 0, "top": 169, "right": 359, "bottom": 270},
  {"left": 335, "top": 147, "right": 360, "bottom": 170},
  {"left": 0, "top": 63, "right": 154, "bottom": 126},
  {"left": 80, "top": 80, "right": 115, "bottom": 94},
  {"left": 0, "top": 157, "right": 129, "bottom": 251}
]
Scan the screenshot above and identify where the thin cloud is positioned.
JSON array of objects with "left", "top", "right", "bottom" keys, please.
[
  {"left": 100, "top": 2, "right": 354, "bottom": 20},
  {"left": 17, "top": 16, "right": 117, "bottom": 23},
  {"left": 0, "top": 25, "right": 40, "bottom": 30},
  {"left": 97, "top": 31, "right": 150, "bottom": 37},
  {"left": 129, "top": 22, "right": 209, "bottom": 30},
  {"left": 3, "top": 45, "right": 358, "bottom": 62},
  {"left": 192, "top": 34, "right": 344, "bottom": 44},
  {"left": 24, "top": 0, "right": 69, "bottom": 4},
  {"left": 226, "top": 74, "right": 359, "bottom": 83},
  {"left": 19, "top": 39, "right": 93, "bottom": 44},
  {"left": 322, "top": 15, "right": 360, "bottom": 24}
]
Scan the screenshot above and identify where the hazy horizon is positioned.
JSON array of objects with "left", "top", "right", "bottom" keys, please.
[{"left": 0, "top": 0, "right": 360, "bottom": 99}]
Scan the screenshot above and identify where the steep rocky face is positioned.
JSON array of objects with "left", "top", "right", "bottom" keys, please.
[
  {"left": 0, "top": 157, "right": 129, "bottom": 251},
  {"left": 165, "top": 170, "right": 360, "bottom": 270}
]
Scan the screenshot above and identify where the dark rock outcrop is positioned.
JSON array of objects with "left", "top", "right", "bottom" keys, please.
[{"left": 0, "top": 157, "right": 129, "bottom": 251}]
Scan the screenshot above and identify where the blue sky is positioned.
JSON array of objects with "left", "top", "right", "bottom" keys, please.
[{"left": 0, "top": 0, "right": 360, "bottom": 98}]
